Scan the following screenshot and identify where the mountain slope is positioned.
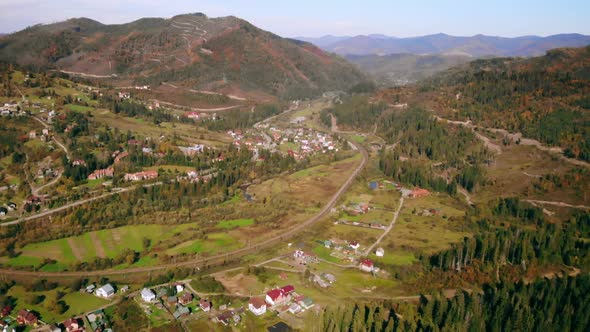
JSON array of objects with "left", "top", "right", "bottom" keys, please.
[
  {"left": 425, "top": 46, "right": 590, "bottom": 161},
  {"left": 346, "top": 53, "right": 472, "bottom": 86},
  {"left": 0, "top": 13, "right": 364, "bottom": 99},
  {"left": 300, "top": 33, "right": 590, "bottom": 57}
]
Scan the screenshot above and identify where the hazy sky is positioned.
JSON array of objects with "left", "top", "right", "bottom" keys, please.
[{"left": 1, "top": 0, "right": 588, "bottom": 37}]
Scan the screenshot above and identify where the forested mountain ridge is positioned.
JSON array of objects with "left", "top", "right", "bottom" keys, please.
[
  {"left": 300, "top": 33, "right": 590, "bottom": 57},
  {"left": 425, "top": 45, "right": 590, "bottom": 161},
  {"left": 0, "top": 13, "right": 364, "bottom": 99}
]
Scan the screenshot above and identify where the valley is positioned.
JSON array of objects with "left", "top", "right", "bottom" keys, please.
[{"left": 0, "top": 9, "right": 588, "bottom": 332}]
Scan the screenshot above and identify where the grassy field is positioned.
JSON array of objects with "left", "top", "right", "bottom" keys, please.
[
  {"left": 144, "top": 165, "right": 195, "bottom": 173},
  {"left": 6, "top": 285, "right": 110, "bottom": 323},
  {"left": 369, "top": 250, "right": 417, "bottom": 266},
  {"left": 7, "top": 223, "right": 205, "bottom": 268},
  {"left": 166, "top": 232, "right": 242, "bottom": 255},
  {"left": 217, "top": 218, "right": 254, "bottom": 230},
  {"left": 66, "top": 104, "right": 94, "bottom": 112},
  {"left": 84, "top": 109, "right": 231, "bottom": 147}
]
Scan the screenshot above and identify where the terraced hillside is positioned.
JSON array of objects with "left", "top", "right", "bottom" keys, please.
[{"left": 0, "top": 13, "right": 363, "bottom": 99}]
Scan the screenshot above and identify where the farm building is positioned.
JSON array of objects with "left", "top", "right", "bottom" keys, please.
[
  {"left": 141, "top": 288, "right": 156, "bottom": 302},
  {"left": 95, "top": 284, "right": 115, "bottom": 298}
]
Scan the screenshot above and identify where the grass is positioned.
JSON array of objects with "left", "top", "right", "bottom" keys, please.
[
  {"left": 8, "top": 223, "right": 201, "bottom": 267},
  {"left": 369, "top": 251, "right": 416, "bottom": 266},
  {"left": 216, "top": 218, "right": 254, "bottom": 230},
  {"left": 66, "top": 104, "right": 94, "bottom": 112},
  {"left": 312, "top": 245, "right": 342, "bottom": 264},
  {"left": 166, "top": 232, "right": 241, "bottom": 255},
  {"left": 351, "top": 135, "right": 366, "bottom": 143},
  {"left": 7, "top": 285, "right": 110, "bottom": 324},
  {"left": 144, "top": 165, "right": 195, "bottom": 173},
  {"left": 86, "top": 109, "right": 231, "bottom": 147}
]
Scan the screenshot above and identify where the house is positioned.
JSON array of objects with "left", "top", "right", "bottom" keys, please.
[
  {"left": 95, "top": 284, "right": 115, "bottom": 298},
  {"left": 184, "top": 111, "right": 201, "bottom": 120},
  {"left": 376, "top": 247, "right": 385, "bottom": 257},
  {"left": 179, "top": 292, "right": 193, "bottom": 305},
  {"left": 1, "top": 306, "right": 11, "bottom": 317},
  {"left": 88, "top": 167, "right": 114, "bottom": 180},
  {"left": 199, "top": 299, "right": 211, "bottom": 312},
  {"left": 265, "top": 285, "right": 295, "bottom": 306},
  {"left": 360, "top": 259, "right": 374, "bottom": 273},
  {"left": 120, "top": 285, "right": 129, "bottom": 293},
  {"left": 124, "top": 170, "right": 158, "bottom": 181},
  {"left": 248, "top": 297, "right": 267, "bottom": 316},
  {"left": 141, "top": 288, "right": 156, "bottom": 302},
  {"left": 216, "top": 311, "right": 232, "bottom": 326},
  {"left": 28, "top": 130, "right": 36, "bottom": 139},
  {"left": 288, "top": 303, "right": 302, "bottom": 314},
  {"left": 175, "top": 284, "right": 184, "bottom": 293},
  {"left": 85, "top": 284, "right": 96, "bottom": 293},
  {"left": 349, "top": 241, "right": 360, "bottom": 250},
  {"left": 410, "top": 188, "right": 430, "bottom": 198},
  {"left": 0, "top": 207, "right": 7, "bottom": 216},
  {"left": 167, "top": 296, "right": 178, "bottom": 306},
  {"left": 72, "top": 160, "right": 86, "bottom": 167},
  {"left": 322, "top": 273, "right": 337, "bottom": 284},
  {"left": 62, "top": 318, "right": 83, "bottom": 332},
  {"left": 16, "top": 309, "right": 38, "bottom": 325},
  {"left": 173, "top": 306, "right": 190, "bottom": 319},
  {"left": 299, "top": 297, "right": 315, "bottom": 310}
]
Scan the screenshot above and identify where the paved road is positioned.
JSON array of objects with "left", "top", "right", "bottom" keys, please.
[
  {"left": 364, "top": 196, "right": 404, "bottom": 256},
  {"left": 0, "top": 141, "right": 367, "bottom": 277}
]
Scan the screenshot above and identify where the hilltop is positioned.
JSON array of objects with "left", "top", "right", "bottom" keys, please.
[
  {"left": 424, "top": 45, "right": 590, "bottom": 161},
  {"left": 299, "top": 33, "right": 590, "bottom": 57},
  {"left": 0, "top": 13, "right": 364, "bottom": 99}
]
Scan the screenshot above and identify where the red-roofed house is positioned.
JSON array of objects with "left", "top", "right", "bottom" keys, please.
[
  {"left": 63, "top": 318, "right": 83, "bottom": 332},
  {"left": 16, "top": 309, "right": 38, "bottom": 325},
  {"left": 360, "top": 259, "right": 374, "bottom": 273},
  {"left": 88, "top": 167, "right": 114, "bottom": 180},
  {"left": 248, "top": 297, "right": 267, "bottom": 316},
  {"left": 185, "top": 111, "right": 201, "bottom": 120},
  {"left": 199, "top": 299, "right": 211, "bottom": 312},
  {"left": 410, "top": 188, "right": 430, "bottom": 198},
  {"left": 265, "top": 285, "right": 295, "bottom": 306},
  {"left": 124, "top": 170, "right": 158, "bottom": 181}
]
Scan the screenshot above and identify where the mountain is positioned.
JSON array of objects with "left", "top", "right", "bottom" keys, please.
[
  {"left": 294, "top": 35, "right": 351, "bottom": 48},
  {"left": 425, "top": 46, "right": 590, "bottom": 161},
  {"left": 0, "top": 14, "right": 364, "bottom": 99},
  {"left": 346, "top": 53, "right": 472, "bottom": 86},
  {"left": 299, "top": 33, "right": 590, "bottom": 57}
]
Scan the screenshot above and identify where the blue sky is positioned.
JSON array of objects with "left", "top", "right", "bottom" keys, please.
[{"left": 1, "top": 0, "right": 588, "bottom": 37}]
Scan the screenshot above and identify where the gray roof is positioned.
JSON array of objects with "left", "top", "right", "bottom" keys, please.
[
  {"left": 141, "top": 288, "right": 155, "bottom": 298},
  {"left": 98, "top": 283, "right": 115, "bottom": 295},
  {"left": 173, "top": 306, "right": 190, "bottom": 319}
]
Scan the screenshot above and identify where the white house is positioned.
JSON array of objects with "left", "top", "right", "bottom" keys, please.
[
  {"left": 248, "top": 297, "right": 267, "bottom": 316},
  {"left": 141, "top": 288, "right": 156, "bottom": 303},
  {"left": 95, "top": 284, "right": 115, "bottom": 298},
  {"left": 376, "top": 247, "right": 385, "bottom": 257},
  {"left": 175, "top": 284, "right": 184, "bottom": 293}
]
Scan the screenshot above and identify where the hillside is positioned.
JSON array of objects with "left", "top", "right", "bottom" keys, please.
[
  {"left": 425, "top": 46, "right": 590, "bottom": 161},
  {"left": 346, "top": 53, "right": 472, "bottom": 86},
  {"left": 300, "top": 33, "right": 590, "bottom": 57},
  {"left": 0, "top": 14, "right": 364, "bottom": 99}
]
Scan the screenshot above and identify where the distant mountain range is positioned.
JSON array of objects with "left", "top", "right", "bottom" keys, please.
[
  {"left": 296, "top": 33, "right": 590, "bottom": 57},
  {"left": 0, "top": 14, "right": 363, "bottom": 99}
]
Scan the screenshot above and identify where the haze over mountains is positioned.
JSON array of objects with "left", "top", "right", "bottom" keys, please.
[
  {"left": 297, "top": 33, "right": 590, "bottom": 57},
  {"left": 0, "top": 13, "right": 364, "bottom": 99}
]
